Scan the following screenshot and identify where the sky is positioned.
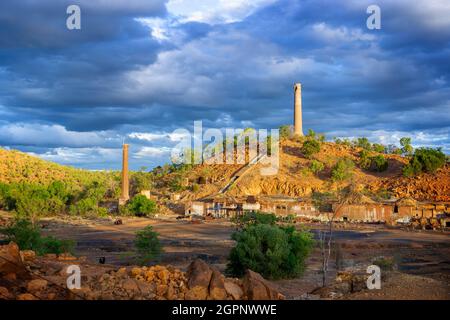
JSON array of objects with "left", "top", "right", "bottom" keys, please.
[{"left": 0, "top": 0, "right": 449, "bottom": 170}]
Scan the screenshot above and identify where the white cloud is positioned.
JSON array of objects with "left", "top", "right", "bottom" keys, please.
[
  {"left": 311, "top": 22, "right": 375, "bottom": 43},
  {"left": 129, "top": 132, "right": 167, "bottom": 141},
  {"left": 166, "top": 0, "right": 278, "bottom": 24},
  {"left": 134, "top": 146, "right": 172, "bottom": 158},
  {"left": 0, "top": 123, "right": 113, "bottom": 148},
  {"left": 35, "top": 147, "right": 121, "bottom": 165}
]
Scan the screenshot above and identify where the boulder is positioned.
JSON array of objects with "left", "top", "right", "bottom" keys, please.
[
  {"left": 0, "top": 286, "right": 12, "bottom": 299},
  {"left": 208, "top": 270, "right": 227, "bottom": 300},
  {"left": 224, "top": 280, "right": 243, "bottom": 300},
  {"left": 27, "top": 279, "right": 48, "bottom": 293},
  {"left": 185, "top": 259, "right": 213, "bottom": 300},
  {"left": 242, "top": 270, "right": 284, "bottom": 300},
  {"left": 122, "top": 279, "right": 139, "bottom": 292},
  {"left": 0, "top": 242, "right": 28, "bottom": 277}
]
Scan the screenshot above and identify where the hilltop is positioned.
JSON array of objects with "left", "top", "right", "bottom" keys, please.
[
  {"left": 164, "top": 138, "right": 450, "bottom": 202},
  {"left": 0, "top": 148, "right": 116, "bottom": 189}
]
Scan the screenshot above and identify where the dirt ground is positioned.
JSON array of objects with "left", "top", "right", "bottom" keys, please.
[{"left": 23, "top": 214, "right": 448, "bottom": 300}]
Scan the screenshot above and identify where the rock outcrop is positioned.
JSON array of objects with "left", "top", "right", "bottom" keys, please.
[{"left": 1, "top": 244, "right": 284, "bottom": 301}]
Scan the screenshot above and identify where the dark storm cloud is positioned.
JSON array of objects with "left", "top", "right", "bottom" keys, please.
[{"left": 0, "top": 0, "right": 449, "bottom": 169}]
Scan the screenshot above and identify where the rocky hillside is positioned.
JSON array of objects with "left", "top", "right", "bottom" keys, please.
[{"left": 173, "top": 139, "right": 450, "bottom": 202}]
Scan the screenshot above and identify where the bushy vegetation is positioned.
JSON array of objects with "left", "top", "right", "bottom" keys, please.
[
  {"left": 309, "top": 160, "right": 325, "bottom": 174},
  {"left": 301, "top": 139, "right": 321, "bottom": 159},
  {"left": 0, "top": 219, "right": 74, "bottom": 255},
  {"left": 370, "top": 155, "right": 388, "bottom": 172},
  {"left": 400, "top": 137, "right": 413, "bottom": 155},
  {"left": 126, "top": 195, "right": 157, "bottom": 217},
  {"left": 353, "top": 137, "right": 372, "bottom": 150},
  {"left": 372, "top": 143, "right": 386, "bottom": 153},
  {"left": 358, "top": 152, "right": 388, "bottom": 172},
  {"left": 131, "top": 167, "right": 153, "bottom": 194},
  {"left": 331, "top": 158, "right": 355, "bottom": 182},
  {"left": 227, "top": 224, "right": 313, "bottom": 279},
  {"left": 236, "top": 211, "right": 277, "bottom": 227},
  {"left": 134, "top": 225, "right": 162, "bottom": 264},
  {"left": 403, "top": 147, "right": 446, "bottom": 177},
  {"left": 279, "top": 125, "right": 292, "bottom": 139}
]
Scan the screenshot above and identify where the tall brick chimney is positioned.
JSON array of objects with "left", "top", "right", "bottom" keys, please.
[
  {"left": 119, "top": 144, "right": 130, "bottom": 204},
  {"left": 294, "top": 83, "right": 304, "bottom": 136}
]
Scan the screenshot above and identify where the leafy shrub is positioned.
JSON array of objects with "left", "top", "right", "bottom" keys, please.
[
  {"left": 127, "top": 195, "right": 157, "bottom": 217},
  {"left": 226, "top": 224, "right": 313, "bottom": 279},
  {"left": 358, "top": 150, "right": 371, "bottom": 170},
  {"left": 301, "top": 140, "right": 321, "bottom": 159},
  {"left": 372, "top": 257, "right": 395, "bottom": 271},
  {"left": 354, "top": 137, "right": 371, "bottom": 150},
  {"left": 279, "top": 125, "right": 292, "bottom": 139},
  {"left": 306, "top": 129, "right": 316, "bottom": 139},
  {"left": 134, "top": 226, "right": 162, "bottom": 264},
  {"left": 238, "top": 211, "right": 277, "bottom": 227},
  {"left": 0, "top": 219, "right": 74, "bottom": 255},
  {"left": 372, "top": 143, "right": 386, "bottom": 153},
  {"left": 317, "top": 133, "right": 326, "bottom": 143},
  {"left": 169, "top": 175, "right": 184, "bottom": 192},
  {"left": 402, "top": 148, "right": 446, "bottom": 177},
  {"left": 369, "top": 155, "right": 388, "bottom": 172},
  {"left": 69, "top": 197, "right": 98, "bottom": 216},
  {"left": 309, "top": 160, "right": 324, "bottom": 174},
  {"left": 331, "top": 158, "right": 355, "bottom": 181}
]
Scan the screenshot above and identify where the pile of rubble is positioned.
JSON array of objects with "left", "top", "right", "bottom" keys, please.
[{"left": 0, "top": 242, "right": 284, "bottom": 300}]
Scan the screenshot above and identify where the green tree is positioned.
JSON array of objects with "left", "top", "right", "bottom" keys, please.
[
  {"left": 400, "top": 137, "right": 413, "bottom": 155},
  {"left": 226, "top": 224, "right": 313, "bottom": 279},
  {"left": 403, "top": 147, "right": 446, "bottom": 177},
  {"left": 134, "top": 225, "right": 162, "bottom": 264}
]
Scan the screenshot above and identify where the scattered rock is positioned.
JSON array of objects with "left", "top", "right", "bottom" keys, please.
[
  {"left": 17, "top": 293, "right": 38, "bottom": 300},
  {"left": 122, "top": 279, "right": 139, "bottom": 292},
  {"left": 0, "top": 286, "right": 12, "bottom": 299},
  {"left": 27, "top": 279, "right": 48, "bottom": 293}
]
